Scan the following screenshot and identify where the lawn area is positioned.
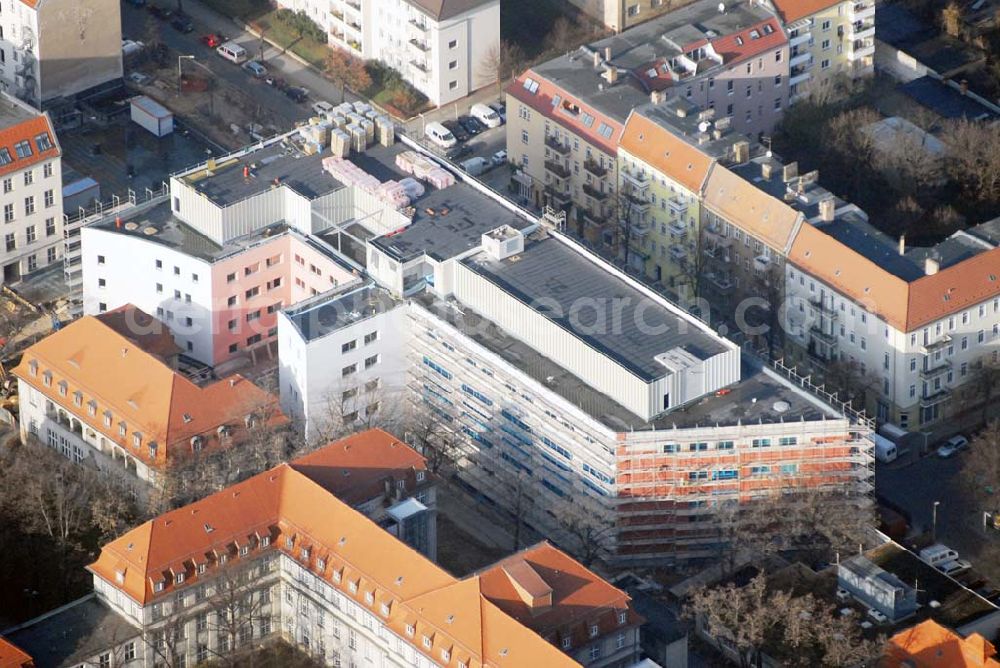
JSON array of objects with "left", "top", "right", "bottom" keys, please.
[{"left": 253, "top": 9, "right": 331, "bottom": 70}]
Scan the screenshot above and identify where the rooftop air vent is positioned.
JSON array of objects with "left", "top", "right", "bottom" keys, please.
[{"left": 773, "top": 401, "right": 790, "bottom": 413}]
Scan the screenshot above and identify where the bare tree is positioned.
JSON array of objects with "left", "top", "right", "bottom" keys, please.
[
  {"left": 822, "top": 358, "right": 880, "bottom": 412},
  {"left": 478, "top": 40, "right": 525, "bottom": 99},
  {"left": 558, "top": 509, "right": 613, "bottom": 567},
  {"left": 404, "top": 401, "right": 462, "bottom": 475},
  {"left": 203, "top": 558, "right": 277, "bottom": 667},
  {"left": 960, "top": 420, "right": 1000, "bottom": 520},
  {"left": 609, "top": 182, "right": 640, "bottom": 271},
  {"left": 969, "top": 357, "right": 1000, "bottom": 421},
  {"left": 943, "top": 119, "right": 1000, "bottom": 206}
]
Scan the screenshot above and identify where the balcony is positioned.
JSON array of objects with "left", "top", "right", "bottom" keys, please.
[
  {"left": 408, "top": 16, "right": 428, "bottom": 30},
  {"left": 920, "top": 387, "right": 952, "bottom": 408},
  {"left": 669, "top": 245, "right": 686, "bottom": 261},
  {"left": 668, "top": 221, "right": 687, "bottom": 237},
  {"left": 848, "top": 2, "right": 875, "bottom": 21},
  {"left": 584, "top": 158, "right": 607, "bottom": 177},
  {"left": 621, "top": 168, "right": 650, "bottom": 191},
  {"left": 810, "top": 324, "right": 837, "bottom": 345},
  {"left": 632, "top": 221, "right": 652, "bottom": 238},
  {"left": 409, "top": 38, "right": 430, "bottom": 53},
  {"left": 625, "top": 193, "right": 650, "bottom": 213},
  {"left": 703, "top": 244, "right": 732, "bottom": 262},
  {"left": 850, "top": 21, "right": 875, "bottom": 40},
  {"left": 545, "top": 186, "right": 572, "bottom": 208},
  {"left": 544, "top": 159, "right": 571, "bottom": 180},
  {"left": 343, "top": 0, "right": 362, "bottom": 11},
  {"left": 582, "top": 183, "right": 608, "bottom": 201},
  {"left": 581, "top": 208, "right": 603, "bottom": 228},
  {"left": 753, "top": 254, "right": 771, "bottom": 270},
  {"left": 790, "top": 64, "right": 812, "bottom": 86},
  {"left": 544, "top": 135, "right": 571, "bottom": 155},
  {"left": 789, "top": 32, "right": 812, "bottom": 47},
  {"left": 848, "top": 39, "right": 875, "bottom": 60},
  {"left": 920, "top": 359, "right": 951, "bottom": 380},
  {"left": 809, "top": 295, "right": 838, "bottom": 318},
  {"left": 410, "top": 59, "right": 429, "bottom": 74},
  {"left": 707, "top": 272, "right": 734, "bottom": 293},
  {"left": 920, "top": 334, "right": 951, "bottom": 354},
  {"left": 667, "top": 198, "right": 688, "bottom": 216},
  {"left": 789, "top": 50, "right": 812, "bottom": 68}
]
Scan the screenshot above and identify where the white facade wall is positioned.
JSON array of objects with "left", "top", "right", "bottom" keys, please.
[
  {"left": 81, "top": 227, "right": 217, "bottom": 363},
  {"left": 0, "top": 148, "right": 63, "bottom": 283},
  {"left": 784, "top": 264, "right": 1000, "bottom": 429},
  {"left": 278, "top": 301, "right": 410, "bottom": 444}
]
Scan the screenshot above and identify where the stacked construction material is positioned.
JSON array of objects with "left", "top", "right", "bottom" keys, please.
[
  {"left": 322, "top": 157, "right": 381, "bottom": 191},
  {"left": 375, "top": 180, "right": 410, "bottom": 208},
  {"left": 375, "top": 116, "right": 395, "bottom": 146},
  {"left": 398, "top": 177, "right": 425, "bottom": 200},
  {"left": 393, "top": 150, "right": 455, "bottom": 188},
  {"left": 330, "top": 129, "right": 350, "bottom": 158}
]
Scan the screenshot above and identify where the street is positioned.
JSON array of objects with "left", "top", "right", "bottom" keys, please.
[{"left": 876, "top": 450, "right": 1000, "bottom": 582}]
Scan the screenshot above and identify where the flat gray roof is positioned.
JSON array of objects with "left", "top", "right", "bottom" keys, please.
[
  {"left": 532, "top": 54, "right": 650, "bottom": 124},
  {"left": 461, "top": 236, "right": 729, "bottom": 381},
  {"left": 4, "top": 594, "right": 137, "bottom": 668},
  {"left": 285, "top": 283, "right": 399, "bottom": 342},
  {"left": 418, "top": 292, "right": 837, "bottom": 431},
  {"left": 359, "top": 143, "right": 534, "bottom": 263},
  {"left": 0, "top": 94, "right": 40, "bottom": 130},
  {"left": 89, "top": 198, "right": 350, "bottom": 267},
  {"left": 179, "top": 141, "right": 344, "bottom": 208}
]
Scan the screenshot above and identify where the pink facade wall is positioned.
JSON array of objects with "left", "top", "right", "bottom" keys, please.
[{"left": 209, "top": 234, "right": 358, "bottom": 364}]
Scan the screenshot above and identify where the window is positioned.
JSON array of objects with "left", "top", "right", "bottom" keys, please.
[
  {"left": 342, "top": 364, "right": 357, "bottom": 377},
  {"left": 226, "top": 272, "right": 236, "bottom": 283},
  {"left": 364, "top": 354, "right": 378, "bottom": 369},
  {"left": 521, "top": 129, "right": 528, "bottom": 144},
  {"left": 25, "top": 225, "right": 34, "bottom": 244},
  {"left": 0, "top": 149, "right": 10, "bottom": 166},
  {"left": 448, "top": 39, "right": 457, "bottom": 48},
  {"left": 14, "top": 140, "right": 32, "bottom": 159},
  {"left": 23, "top": 195, "right": 33, "bottom": 215},
  {"left": 44, "top": 189, "right": 54, "bottom": 208},
  {"left": 342, "top": 340, "right": 356, "bottom": 353},
  {"left": 156, "top": 259, "right": 163, "bottom": 270},
  {"left": 590, "top": 624, "right": 599, "bottom": 638},
  {"left": 590, "top": 645, "right": 602, "bottom": 661},
  {"left": 5, "top": 233, "right": 14, "bottom": 252},
  {"left": 562, "top": 637, "right": 572, "bottom": 649},
  {"left": 448, "top": 60, "right": 457, "bottom": 69},
  {"left": 245, "top": 286, "right": 259, "bottom": 299},
  {"left": 2, "top": 178, "right": 10, "bottom": 193},
  {"left": 821, "top": 58, "right": 831, "bottom": 69},
  {"left": 124, "top": 642, "right": 136, "bottom": 661},
  {"left": 35, "top": 132, "right": 53, "bottom": 152},
  {"left": 43, "top": 162, "right": 53, "bottom": 178},
  {"left": 364, "top": 331, "right": 377, "bottom": 345},
  {"left": 3, "top": 203, "right": 12, "bottom": 223},
  {"left": 618, "top": 611, "right": 627, "bottom": 624},
  {"left": 45, "top": 218, "right": 55, "bottom": 236}
]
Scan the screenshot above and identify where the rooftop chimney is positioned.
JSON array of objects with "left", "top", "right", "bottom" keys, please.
[
  {"left": 592, "top": 50, "right": 602, "bottom": 68},
  {"left": 925, "top": 257, "right": 939, "bottom": 275},
  {"left": 819, "top": 198, "right": 836, "bottom": 222},
  {"left": 898, "top": 234, "right": 906, "bottom": 256},
  {"left": 650, "top": 89, "right": 666, "bottom": 104},
  {"left": 603, "top": 66, "right": 619, "bottom": 84},
  {"left": 782, "top": 161, "right": 799, "bottom": 182},
  {"left": 604, "top": 46, "right": 612, "bottom": 61},
  {"left": 761, "top": 161, "right": 774, "bottom": 179},
  {"left": 733, "top": 140, "right": 750, "bottom": 164}
]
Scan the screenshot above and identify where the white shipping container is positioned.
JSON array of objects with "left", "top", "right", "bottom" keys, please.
[{"left": 130, "top": 96, "right": 174, "bottom": 137}]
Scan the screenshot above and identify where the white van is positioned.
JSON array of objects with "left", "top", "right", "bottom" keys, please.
[
  {"left": 216, "top": 42, "right": 248, "bottom": 64},
  {"left": 919, "top": 544, "right": 959, "bottom": 566},
  {"left": 424, "top": 121, "right": 457, "bottom": 149},
  {"left": 470, "top": 103, "right": 502, "bottom": 128}
]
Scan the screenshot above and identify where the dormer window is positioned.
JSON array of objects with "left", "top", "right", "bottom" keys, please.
[
  {"left": 115, "top": 570, "right": 125, "bottom": 584},
  {"left": 175, "top": 573, "right": 185, "bottom": 585},
  {"left": 441, "top": 649, "right": 450, "bottom": 662},
  {"left": 405, "top": 624, "right": 415, "bottom": 636},
  {"left": 365, "top": 591, "right": 374, "bottom": 605},
  {"left": 42, "top": 370, "right": 51, "bottom": 387},
  {"left": 72, "top": 391, "right": 82, "bottom": 407},
  {"left": 316, "top": 558, "right": 325, "bottom": 571},
  {"left": 261, "top": 536, "right": 270, "bottom": 548},
  {"left": 240, "top": 545, "right": 249, "bottom": 557},
  {"left": 104, "top": 411, "right": 112, "bottom": 427},
  {"left": 618, "top": 611, "right": 627, "bottom": 625},
  {"left": 132, "top": 433, "right": 142, "bottom": 448},
  {"left": 333, "top": 570, "right": 342, "bottom": 583},
  {"left": 590, "top": 624, "right": 599, "bottom": 638},
  {"left": 422, "top": 636, "right": 432, "bottom": 649},
  {"left": 190, "top": 435, "right": 203, "bottom": 452},
  {"left": 416, "top": 471, "right": 426, "bottom": 482},
  {"left": 562, "top": 637, "right": 571, "bottom": 649},
  {"left": 349, "top": 581, "right": 358, "bottom": 593},
  {"left": 154, "top": 581, "right": 165, "bottom": 593},
  {"left": 219, "top": 554, "right": 227, "bottom": 565},
  {"left": 301, "top": 547, "right": 310, "bottom": 561},
  {"left": 149, "top": 443, "right": 158, "bottom": 459},
  {"left": 57, "top": 380, "right": 67, "bottom": 396},
  {"left": 197, "top": 563, "right": 206, "bottom": 575},
  {"left": 28, "top": 360, "right": 37, "bottom": 376},
  {"left": 119, "top": 422, "right": 127, "bottom": 437},
  {"left": 87, "top": 400, "right": 97, "bottom": 416},
  {"left": 285, "top": 536, "right": 294, "bottom": 549},
  {"left": 381, "top": 603, "right": 390, "bottom": 616}
]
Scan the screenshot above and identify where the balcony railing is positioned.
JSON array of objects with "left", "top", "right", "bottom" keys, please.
[
  {"left": 408, "top": 17, "right": 428, "bottom": 30},
  {"left": 668, "top": 221, "right": 687, "bottom": 237},
  {"left": 584, "top": 159, "right": 607, "bottom": 177},
  {"left": 545, "top": 135, "right": 571, "bottom": 155},
  {"left": 581, "top": 208, "right": 603, "bottom": 228},
  {"left": 919, "top": 359, "right": 951, "bottom": 380},
  {"left": 920, "top": 334, "right": 951, "bottom": 354},
  {"left": 410, "top": 59, "right": 429, "bottom": 73},
  {"left": 667, "top": 198, "right": 688, "bottom": 216},
  {"left": 707, "top": 272, "right": 734, "bottom": 293},
  {"left": 920, "top": 387, "right": 951, "bottom": 408},
  {"left": 810, "top": 324, "right": 837, "bottom": 345},
  {"left": 409, "top": 38, "right": 430, "bottom": 53},
  {"left": 582, "top": 183, "right": 608, "bottom": 201},
  {"left": 544, "top": 159, "right": 571, "bottom": 180}
]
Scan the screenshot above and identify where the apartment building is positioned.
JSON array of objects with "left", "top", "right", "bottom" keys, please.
[
  {"left": 0, "top": 94, "right": 62, "bottom": 284},
  {"left": 765, "top": 0, "right": 875, "bottom": 100},
  {"left": 507, "top": 0, "right": 789, "bottom": 228},
  {"left": 279, "top": 0, "right": 499, "bottom": 106},
  {"left": 10, "top": 445, "right": 641, "bottom": 668},
  {"left": 289, "top": 428, "right": 439, "bottom": 560},
  {"left": 616, "top": 102, "right": 742, "bottom": 296},
  {"left": 12, "top": 305, "right": 283, "bottom": 489},
  {"left": 0, "top": 0, "right": 122, "bottom": 110},
  {"left": 784, "top": 218, "right": 1000, "bottom": 429},
  {"left": 266, "top": 137, "right": 874, "bottom": 565}
]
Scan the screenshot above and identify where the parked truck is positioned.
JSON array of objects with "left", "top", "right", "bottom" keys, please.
[{"left": 873, "top": 433, "right": 898, "bottom": 463}]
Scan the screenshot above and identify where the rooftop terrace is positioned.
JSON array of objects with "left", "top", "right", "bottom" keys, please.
[
  {"left": 461, "top": 235, "right": 730, "bottom": 381},
  {"left": 284, "top": 283, "right": 399, "bottom": 343}
]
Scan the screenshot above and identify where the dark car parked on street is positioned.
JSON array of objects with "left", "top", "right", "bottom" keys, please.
[
  {"left": 442, "top": 119, "right": 470, "bottom": 143},
  {"left": 171, "top": 14, "right": 194, "bottom": 33},
  {"left": 458, "top": 115, "right": 485, "bottom": 135}
]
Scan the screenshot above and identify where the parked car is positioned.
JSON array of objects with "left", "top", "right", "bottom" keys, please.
[
  {"left": 441, "top": 119, "right": 469, "bottom": 143},
  {"left": 937, "top": 559, "right": 972, "bottom": 576},
  {"left": 216, "top": 41, "right": 248, "bottom": 64},
  {"left": 312, "top": 100, "right": 335, "bottom": 116},
  {"left": 460, "top": 157, "right": 490, "bottom": 177},
  {"left": 470, "top": 102, "right": 502, "bottom": 128},
  {"left": 489, "top": 101, "right": 506, "bottom": 123},
  {"left": 171, "top": 14, "right": 194, "bottom": 33},
  {"left": 491, "top": 149, "right": 508, "bottom": 167},
  {"left": 243, "top": 60, "right": 268, "bottom": 78},
  {"left": 458, "top": 115, "right": 484, "bottom": 135},
  {"left": 148, "top": 4, "right": 174, "bottom": 20},
  {"left": 444, "top": 144, "right": 473, "bottom": 161},
  {"left": 285, "top": 86, "right": 309, "bottom": 103},
  {"left": 202, "top": 33, "right": 225, "bottom": 48},
  {"left": 425, "top": 121, "right": 457, "bottom": 149},
  {"left": 937, "top": 434, "right": 969, "bottom": 458}
]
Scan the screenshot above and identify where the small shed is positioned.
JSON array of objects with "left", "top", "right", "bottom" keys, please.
[{"left": 130, "top": 95, "right": 173, "bottom": 137}]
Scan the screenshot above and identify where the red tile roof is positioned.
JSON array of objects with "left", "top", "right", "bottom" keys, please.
[
  {"left": 87, "top": 433, "right": 637, "bottom": 667},
  {"left": 886, "top": 619, "right": 1000, "bottom": 667},
  {"left": 290, "top": 428, "right": 430, "bottom": 506},
  {"left": 709, "top": 18, "right": 787, "bottom": 66},
  {"left": 620, "top": 111, "right": 715, "bottom": 194},
  {"left": 770, "top": 0, "right": 842, "bottom": 24},
  {"left": 12, "top": 309, "right": 285, "bottom": 468},
  {"left": 0, "top": 638, "right": 33, "bottom": 668},
  {"left": 0, "top": 114, "right": 59, "bottom": 179},
  {"left": 95, "top": 304, "right": 183, "bottom": 363},
  {"left": 507, "top": 70, "right": 624, "bottom": 155}
]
